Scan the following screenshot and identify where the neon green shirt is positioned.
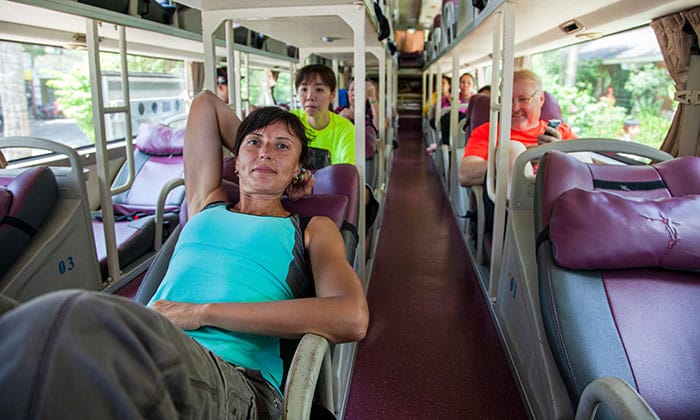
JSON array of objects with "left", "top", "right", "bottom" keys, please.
[{"left": 291, "top": 109, "right": 355, "bottom": 164}]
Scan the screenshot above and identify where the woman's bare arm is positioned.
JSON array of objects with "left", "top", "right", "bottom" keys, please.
[{"left": 184, "top": 91, "right": 242, "bottom": 217}]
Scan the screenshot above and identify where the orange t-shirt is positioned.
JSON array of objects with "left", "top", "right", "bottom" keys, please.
[{"left": 463, "top": 120, "right": 577, "bottom": 160}]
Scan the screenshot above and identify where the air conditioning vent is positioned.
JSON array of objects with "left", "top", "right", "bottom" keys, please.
[{"left": 559, "top": 19, "right": 585, "bottom": 35}]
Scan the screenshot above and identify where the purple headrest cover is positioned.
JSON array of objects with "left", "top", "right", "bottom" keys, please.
[
  {"left": 179, "top": 181, "right": 348, "bottom": 230},
  {"left": 0, "top": 188, "right": 10, "bottom": 220},
  {"left": 284, "top": 195, "right": 348, "bottom": 229},
  {"left": 135, "top": 124, "right": 184, "bottom": 155},
  {"left": 550, "top": 188, "right": 700, "bottom": 270}
]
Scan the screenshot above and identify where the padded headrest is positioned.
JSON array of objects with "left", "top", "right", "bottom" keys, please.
[
  {"left": 0, "top": 167, "right": 58, "bottom": 275},
  {"left": 0, "top": 188, "right": 10, "bottom": 220},
  {"left": 283, "top": 195, "right": 348, "bottom": 229},
  {"left": 465, "top": 94, "right": 490, "bottom": 139},
  {"left": 313, "top": 164, "right": 359, "bottom": 225},
  {"left": 222, "top": 156, "right": 239, "bottom": 183},
  {"left": 549, "top": 188, "right": 700, "bottom": 270},
  {"left": 541, "top": 91, "right": 563, "bottom": 122},
  {"left": 4, "top": 167, "right": 58, "bottom": 225},
  {"left": 180, "top": 180, "right": 348, "bottom": 229},
  {"left": 135, "top": 123, "right": 184, "bottom": 156}
]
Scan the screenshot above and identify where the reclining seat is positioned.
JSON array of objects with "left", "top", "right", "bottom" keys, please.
[
  {"left": 92, "top": 123, "right": 185, "bottom": 277},
  {"left": 132, "top": 181, "right": 350, "bottom": 419},
  {"left": 312, "top": 163, "right": 360, "bottom": 264},
  {"left": 1, "top": 137, "right": 102, "bottom": 301},
  {"left": 0, "top": 167, "right": 58, "bottom": 280},
  {"left": 534, "top": 150, "right": 700, "bottom": 418}
]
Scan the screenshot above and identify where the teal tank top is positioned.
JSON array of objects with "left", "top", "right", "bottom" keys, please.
[{"left": 148, "top": 203, "right": 313, "bottom": 391}]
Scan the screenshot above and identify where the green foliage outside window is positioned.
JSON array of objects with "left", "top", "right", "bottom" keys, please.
[
  {"left": 531, "top": 48, "right": 673, "bottom": 149},
  {"left": 47, "top": 51, "right": 184, "bottom": 142}
]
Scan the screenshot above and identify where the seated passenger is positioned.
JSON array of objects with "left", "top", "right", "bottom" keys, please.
[
  {"left": 435, "top": 72, "right": 476, "bottom": 150},
  {"left": 290, "top": 64, "right": 355, "bottom": 166},
  {"left": 477, "top": 85, "right": 491, "bottom": 96},
  {"left": 290, "top": 64, "right": 379, "bottom": 229},
  {"left": 422, "top": 74, "right": 452, "bottom": 116},
  {"left": 0, "top": 94, "right": 369, "bottom": 419},
  {"left": 215, "top": 66, "right": 230, "bottom": 103},
  {"left": 458, "top": 69, "right": 577, "bottom": 188},
  {"left": 335, "top": 78, "right": 380, "bottom": 159}
]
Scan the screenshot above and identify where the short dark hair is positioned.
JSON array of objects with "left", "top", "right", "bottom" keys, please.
[
  {"left": 216, "top": 67, "right": 227, "bottom": 85},
  {"left": 234, "top": 106, "right": 310, "bottom": 167},
  {"left": 295, "top": 64, "right": 336, "bottom": 92}
]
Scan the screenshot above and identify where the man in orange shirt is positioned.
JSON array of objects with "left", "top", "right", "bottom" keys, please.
[{"left": 459, "top": 69, "right": 576, "bottom": 187}]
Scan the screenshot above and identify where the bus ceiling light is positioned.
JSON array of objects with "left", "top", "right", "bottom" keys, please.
[{"left": 559, "top": 19, "right": 586, "bottom": 35}]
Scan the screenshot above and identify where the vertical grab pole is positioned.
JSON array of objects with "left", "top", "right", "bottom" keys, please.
[
  {"left": 345, "top": 4, "right": 367, "bottom": 288},
  {"left": 488, "top": 1, "right": 516, "bottom": 301},
  {"left": 87, "top": 19, "right": 120, "bottom": 283},
  {"left": 434, "top": 64, "right": 442, "bottom": 143},
  {"left": 289, "top": 62, "right": 297, "bottom": 111},
  {"left": 110, "top": 25, "right": 134, "bottom": 196},
  {"left": 224, "top": 20, "right": 235, "bottom": 107},
  {"left": 233, "top": 49, "right": 243, "bottom": 118},
  {"left": 450, "top": 53, "right": 459, "bottom": 190}
]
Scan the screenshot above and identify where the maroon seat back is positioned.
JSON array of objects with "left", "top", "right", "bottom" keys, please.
[
  {"left": 535, "top": 151, "right": 700, "bottom": 418},
  {"left": 312, "top": 164, "right": 359, "bottom": 227},
  {"left": 0, "top": 167, "right": 58, "bottom": 275},
  {"left": 464, "top": 93, "right": 490, "bottom": 141},
  {"left": 540, "top": 91, "right": 563, "bottom": 122}
]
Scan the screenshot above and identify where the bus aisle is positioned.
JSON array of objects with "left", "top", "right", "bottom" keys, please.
[{"left": 344, "top": 115, "right": 526, "bottom": 418}]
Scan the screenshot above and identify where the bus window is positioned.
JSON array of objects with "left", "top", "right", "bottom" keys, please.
[
  {"left": 530, "top": 25, "right": 673, "bottom": 150},
  {"left": 100, "top": 52, "right": 186, "bottom": 141},
  {"left": 273, "top": 70, "right": 293, "bottom": 109},
  {"left": 0, "top": 40, "right": 185, "bottom": 162},
  {"left": 244, "top": 68, "right": 291, "bottom": 109}
]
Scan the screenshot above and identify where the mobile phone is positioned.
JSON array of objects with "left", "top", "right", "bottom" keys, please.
[{"left": 547, "top": 119, "right": 561, "bottom": 130}]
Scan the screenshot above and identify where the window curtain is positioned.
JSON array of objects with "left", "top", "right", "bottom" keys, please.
[
  {"left": 650, "top": 7, "right": 700, "bottom": 156},
  {"left": 188, "top": 61, "right": 205, "bottom": 97}
]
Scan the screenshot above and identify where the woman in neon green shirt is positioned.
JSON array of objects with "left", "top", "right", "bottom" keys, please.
[{"left": 290, "top": 64, "right": 356, "bottom": 165}]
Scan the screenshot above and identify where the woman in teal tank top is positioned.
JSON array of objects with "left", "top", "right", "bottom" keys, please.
[{"left": 0, "top": 92, "right": 368, "bottom": 420}]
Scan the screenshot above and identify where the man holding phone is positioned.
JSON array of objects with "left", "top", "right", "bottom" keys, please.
[{"left": 459, "top": 69, "right": 576, "bottom": 187}]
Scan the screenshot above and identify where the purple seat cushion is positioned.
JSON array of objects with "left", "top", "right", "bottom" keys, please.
[
  {"left": 464, "top": 94, "right": 490, "bottom": 140},
  {"left": 313, "top": 164, "right": 359, "bottom": 226},
  {"left": 283, "top": 195, "right": 348, "bottom": 229},
  {"left": 0, "top": 167, "right": 58, "bottom": 275},
  {"left": 0, "top": 188, "right": 10, "bottom": 220},
  {"left": 603, "top": 269, "right": 700, "bottom": 418},
  {"left": 537, "top": 152, "right": 700, "bottom": 227},
  {"left": 112, "top": 155, "right": 184, "bottom": 214},
  {"left": 541, "top": 91, "right": 563, "bottom": 122},
  {"left": 134, "top": 123, "right": 184, "bottom": 156},
  {"left": 178, "top": 180, "right": 348, "bottom": 230},
  {"left": 549, "top": 189, "right": 700, "bottom": 270}
]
